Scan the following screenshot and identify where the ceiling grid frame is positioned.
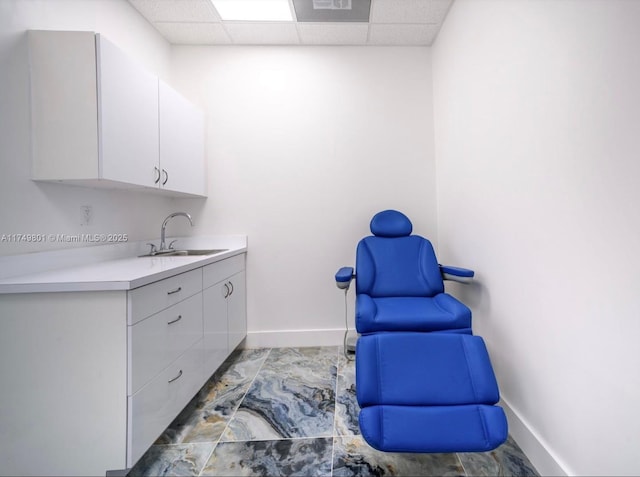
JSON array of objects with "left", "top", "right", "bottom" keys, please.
[{"left": 127, "top": 0, "right": 454, "bottom": 46}]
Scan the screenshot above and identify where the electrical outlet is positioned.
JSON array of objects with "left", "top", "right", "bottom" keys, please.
[{"left": 81, "top": 205, "right": 93, "bottom": 226}]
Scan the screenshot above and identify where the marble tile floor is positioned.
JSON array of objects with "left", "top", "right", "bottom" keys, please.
[{"left": 128, "top": 346, "right": 539, "bottom": 477}]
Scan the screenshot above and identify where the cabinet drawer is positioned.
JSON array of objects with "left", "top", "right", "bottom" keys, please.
[
  {"left": 128, "top": 340, "right": 204, "bottom": 467},
  {"left": 130, "top": 293, "right": 203, "bottom": 394},
  {"left": 128, "top": 268, "right": 202, "bottom": 324},
  {"left": 203, "top": 254, "right": 245, "bottom": 289}
]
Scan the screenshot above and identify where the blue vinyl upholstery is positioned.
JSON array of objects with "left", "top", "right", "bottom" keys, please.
[
  {"left": 335, "top": 267, "right": 354, "bottom": 290},
  {"left": 356, "top": 333, "right": 508, "bottom": 453},
  {"left": 359, "top": 404, "right": 508, "bottom": 453},
  {"left": 336, "top": 210, "right": 507, "bottom": 454},
  {"left": 356, "top": 333, "right": 500, "bottom": 407},
  {"left": 354, "top": 210, "right": 471, "bottom": 334}
]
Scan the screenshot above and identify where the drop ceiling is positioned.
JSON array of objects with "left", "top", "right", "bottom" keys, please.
[{"left": 127, "top": 0, "right": 454, "bottom": 46}]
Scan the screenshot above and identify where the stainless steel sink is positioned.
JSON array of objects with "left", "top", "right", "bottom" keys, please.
[
  {"left": 177, "top": 248, "right": 229, "bottom": 256},
  {"left": 139, "top": 248, "right": 228, "bottom": 257}
]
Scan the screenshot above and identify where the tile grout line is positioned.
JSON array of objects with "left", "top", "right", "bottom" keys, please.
[
  {"left": 196, "top": 432, "right": 220, "bottom": 476},
  {"left": 197, "top": 348, "right": 273, "bottom": 477},
  {"left": 216, "top": 347, "right": 272, "bottom": 440},
  {"left": 456, "top": 452, "right": 468, "bottom": 477},
  {"left": 215, "top": 434, "right": 333, "bottom": 444}
]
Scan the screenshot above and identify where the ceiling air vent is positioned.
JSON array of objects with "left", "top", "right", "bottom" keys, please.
[
  {"left": 293, "top": 0, "right": 371, "bottom": 22},
  {"left": 312, "top": 0, "right": 352, "bottom": 10}
]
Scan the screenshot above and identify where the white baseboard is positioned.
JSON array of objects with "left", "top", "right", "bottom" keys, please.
[
  {"left": 500, "top": 397, "right": 571, "bottom": 476},
  {"left": 244, "top": 328, "right": 351, "bottom": 349}
]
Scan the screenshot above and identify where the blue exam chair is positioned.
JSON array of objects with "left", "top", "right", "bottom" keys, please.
[
  {"left": 335, "top": 210, "right": 508, "bottom": 453},
  {"left": 336, "top": 209, "right": 474, "bottom": 334}
]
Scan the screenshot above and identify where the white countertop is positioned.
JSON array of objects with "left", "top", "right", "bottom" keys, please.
[{"left": 0, "top": 235, "right": 247, "bottom": 294}]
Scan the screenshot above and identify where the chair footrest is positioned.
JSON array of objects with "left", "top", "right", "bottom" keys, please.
[
  {"left": 359, "top": 404, "right": 508, "bottom": 453},
  {"left": 356, "top": 332, "right": 500, "bottom": 408}
]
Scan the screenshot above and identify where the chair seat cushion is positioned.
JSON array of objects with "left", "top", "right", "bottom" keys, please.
[
  {"left": 359, "top": 404, "right": 508, "bottom": 453},
  {"left": 356, "top": 332, "right": 500, "bottom": 408},
  {"left": 356, "top": 293, "right": 472, "bottom": 334}
]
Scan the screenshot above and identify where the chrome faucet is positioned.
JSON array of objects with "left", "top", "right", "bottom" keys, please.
[{"left": 160, "top": 212, "right": 194, "bottom": 251}]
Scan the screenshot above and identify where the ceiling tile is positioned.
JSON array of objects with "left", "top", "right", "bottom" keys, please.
[
  {"left": 129, "top": 0, "right": 221, "bottom": 23},
  {"left": 297, "top": 23, "right": 369, "bottom": 45},
  {"left": 153, "top": 22, "right": 231, "bottom": 44},
  {"left": 368, "top": 23, "right": 439, "bottom": 45},
  {"left": 225, "top": 23, "right": 300, "bottom": 45},
  {"left": 370, "top": 0, "right": 453, "bottom": 24}
]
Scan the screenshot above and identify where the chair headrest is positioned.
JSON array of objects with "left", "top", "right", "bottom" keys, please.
[{"left": 370, "top": 210, "right": 413, "bottom": 237}]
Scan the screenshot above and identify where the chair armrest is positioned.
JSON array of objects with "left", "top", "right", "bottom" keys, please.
[
  {"left": 335, "top": 267, "right": 355, "bottom": 290},
  {"left": 440, "top": 265, "right": 474, "bottom": 284}
]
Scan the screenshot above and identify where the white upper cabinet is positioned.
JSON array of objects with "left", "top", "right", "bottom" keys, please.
[
  {"left": 29, "top": 31, "right": 99, "bottom": 181},
  {"left": 96, "top": 34, "right": 159, "bottom": 189},
  {"left": 159, "top": 80, "right": 206, "bottom": 196},
  {"left": 28, "top": 30, "right": 206, "bottom": 198}
]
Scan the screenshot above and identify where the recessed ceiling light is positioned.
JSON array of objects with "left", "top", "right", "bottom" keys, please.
[{"left": 211, "top": 0, "right": 295, "bottom": 22}]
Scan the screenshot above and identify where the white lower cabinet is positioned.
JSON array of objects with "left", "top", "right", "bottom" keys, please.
[
  {"left": 130, "top": 292, "right": 203, "bottom": 394},
  {"left": 128, "top": 339, "right": 204, "bottom": 464},
  {"left": 202, "top": 254, "right": 247, "bottom": 382},
  {"left": 227, "top": 270, "right": 247, "bottom": 351},
  {"left": 127, "top": 254, "right": 246, "bottom": 468},
  {"left": 202, "top": 280, "right": 229, "bottom": 380},
  {"left": 126, "top": 269, "right": 205, "bottom": 467},
  {"left": 0, "top": 253, "right": 246, "bottom": 476}
]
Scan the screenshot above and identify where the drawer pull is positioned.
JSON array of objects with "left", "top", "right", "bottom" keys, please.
[
  {"left": 167, "top": 314, "right": 182, "bottom": 325},
  {"left": 168, "top": 370, "right": 183, "bottom": 383},
  {"left": 167, "top": 286, "right": 182, "bottom": 295}
]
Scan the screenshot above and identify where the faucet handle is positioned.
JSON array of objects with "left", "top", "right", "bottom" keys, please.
[
  {"left": 168, "top": 240, "right": 178, "bottom": 250},
  {"left": 146, "top": 243, "right": 158, "bottom": 255}
]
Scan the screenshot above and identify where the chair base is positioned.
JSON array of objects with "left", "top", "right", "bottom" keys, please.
[{"left": 346, "top": 335, "right": 357, "bottom": 352}]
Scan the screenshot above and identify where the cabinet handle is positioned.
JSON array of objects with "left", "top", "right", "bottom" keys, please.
[
  {"left": 168, "top": 370, "right": 183, "bottom": 383},
  {"left": 167, "top": 286, "right": 182, "bottom": 295},
  {"left": 154, "top": 166, "right": 161, "bottom": 184},
  {"left": 162, "top": 169, "right": 168, "bottom": 185},
  {"left": 223, "top": 283, "right": 230, "bottom": 298},
  {"left": 228, "top": 281, "right": 234, "bottom": 296},
  {"left": 167, "top": 314, "right": 182, "bottom": 325}
]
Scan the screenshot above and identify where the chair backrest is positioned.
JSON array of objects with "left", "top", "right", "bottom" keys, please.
[{"left": 356, "top": 210, "right": 444, "bottom": 298}]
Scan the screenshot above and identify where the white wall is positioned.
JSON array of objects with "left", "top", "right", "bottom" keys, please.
[
  {"left": 432, "top": 1, "right": 640, "bottom": 475},
  {"left": 171, "top": 46, "right": 436, "bottom": 346},
  {"left": 1, "top": 2, "right": 437, "bottom": 344},
  {"left": 0, "top": 0, "right": 188, "bottom": 259}
]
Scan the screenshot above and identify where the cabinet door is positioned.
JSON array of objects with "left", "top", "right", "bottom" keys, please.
[
  {"left": 96, "top": 34, "right": 159, "bottom": 188},
  {"left": 227, "top": 271, "right": 247, "bottom": 352},
  {"left": 159, "top": 80, "right": 206, "bottom": 196},
  {"left": 28, "top": 31, "right": 100, "bottom": 181},
  {"left": 202, "top": 281, "right": 229, "bottom": 381}
]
